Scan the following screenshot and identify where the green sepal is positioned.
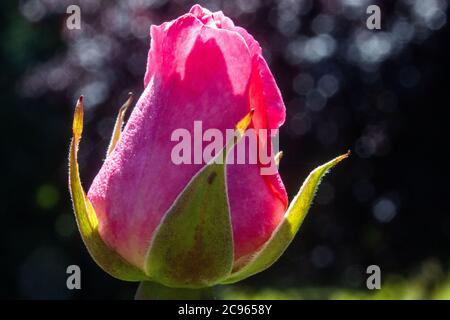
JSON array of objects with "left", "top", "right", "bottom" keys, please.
[
  {"left": 145, "top": 111, "right": 255, "bottom": 288},
  {"left": 68, "top": 96, "right": 148, "bottom": 281},
  {"left": 221, "top": 152, "right": 350, "bottom": 284}
]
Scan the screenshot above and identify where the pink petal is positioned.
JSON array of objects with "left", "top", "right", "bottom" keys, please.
[
  {"left": 226, "top": 152, "right": 288, "bottom": 261},
  {"left": 88, "top": 16, "right": 253, "bottom": 269},
  {"left": 88, "top": 5, "right": 288, "bottom": 269},
  {"left": 225, "top": 22, "right": 288, "bottom": 260}
]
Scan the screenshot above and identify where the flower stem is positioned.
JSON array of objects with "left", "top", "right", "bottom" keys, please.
[{"left": 135, "top": 281, "right": 217, "bottom": 300}]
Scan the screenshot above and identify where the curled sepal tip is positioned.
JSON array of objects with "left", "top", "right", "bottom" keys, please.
[
  {"left": 72, "top": 96, "right": 83, "bottom": 139},
  {"left": 236, "top": 109, "right": 254, "bottom": 137},
  {"left": 68, "top": 96, "right": 147, "bottom": 281},
  {"left": 107, "top": 93, "right": 134, "bottom": 156},
  {"left": 275, "top": 151, "right": 283, "bottom": 167},
  {"left": 221, "top": 151, "right": 350, "bottom": 284}
]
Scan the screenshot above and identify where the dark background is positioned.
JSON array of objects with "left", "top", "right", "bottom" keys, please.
[{"left": 1, "top": 0, "right": 449, "bottom": 299}]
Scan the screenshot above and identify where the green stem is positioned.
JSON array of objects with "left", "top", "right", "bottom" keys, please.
[{"left": 135, "top": 281, "right": 217, "bottom": 300}]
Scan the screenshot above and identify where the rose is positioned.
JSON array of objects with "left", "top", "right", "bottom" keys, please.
[
  {"left": 69, "top": 5, "right": 347, "bottom": 289},
  {"left": 93, "top": 4, "right": 288, "bottom": 280}
]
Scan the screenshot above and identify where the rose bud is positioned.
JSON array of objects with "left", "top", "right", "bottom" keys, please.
[{"left": 69, "top": 5, "right": 348, "bottom": 289}]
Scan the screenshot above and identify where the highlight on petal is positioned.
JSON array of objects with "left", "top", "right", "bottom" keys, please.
[
  {"left": 144, "top": 14, "right": 204, "bottom": 87},
  {"left": 221, "top": 152, "right": 350, "bottom": 284},
  {"left": 145, "top": 111, "right": 254, "bottom": 288},
  {"left": 249, "top": 55, "right": 286, "bottom": 131},
  {"left": 68, "top": 97, "right": 147, "bottom": 281}
]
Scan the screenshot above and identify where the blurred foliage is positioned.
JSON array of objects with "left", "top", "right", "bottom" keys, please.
[{"left": 222, "top": 260, "right": 450, "bottom": 300}]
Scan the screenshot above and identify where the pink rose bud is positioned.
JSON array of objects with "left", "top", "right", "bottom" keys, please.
[{"left": 69, "top": 5, "right": 348, "bottom": 288}]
